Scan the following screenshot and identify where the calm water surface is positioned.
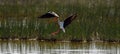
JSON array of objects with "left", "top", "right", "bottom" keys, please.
[{"left": 0, "top": 40, "right": 120, "bottom": 54}]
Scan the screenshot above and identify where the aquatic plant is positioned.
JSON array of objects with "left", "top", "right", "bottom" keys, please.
[{"left": 0, "top": 0, "right": 119, "bottom": 42}]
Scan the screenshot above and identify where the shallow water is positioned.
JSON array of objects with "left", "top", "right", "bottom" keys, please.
[{"left": 0, "top": 40, "right": 119, "bottom": 54}]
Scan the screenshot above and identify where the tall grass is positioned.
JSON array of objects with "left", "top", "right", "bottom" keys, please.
[{"left": 0, "top": 0, "right": 119, "bottom": 41}]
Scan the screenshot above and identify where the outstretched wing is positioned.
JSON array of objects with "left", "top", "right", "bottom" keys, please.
[
  {"left": 38, "top": 12, "right": 59, "bottom": 18},
  {"left": 63, "top": 14, "right": 77, "bottom": 28}
]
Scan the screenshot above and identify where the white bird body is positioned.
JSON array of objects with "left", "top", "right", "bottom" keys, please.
[
  {"left": 57, "top": 18, "right": 65, "bottom": 33},
  {"left": 58, "top": 21, "right": 65, "bottom": 33}
]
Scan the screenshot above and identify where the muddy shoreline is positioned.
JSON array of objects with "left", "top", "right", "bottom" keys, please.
[{"left": 0, "top": 38, "right": 120, "bottom": 43}]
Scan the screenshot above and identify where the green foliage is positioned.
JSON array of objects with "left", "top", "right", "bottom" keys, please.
[{"left": 0, "top": 0, "right": 119, "bottom": 41}]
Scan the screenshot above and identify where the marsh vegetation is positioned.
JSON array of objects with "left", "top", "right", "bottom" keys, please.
[{"left": 0, "top": 0, "right": 119, "bottom": 42}]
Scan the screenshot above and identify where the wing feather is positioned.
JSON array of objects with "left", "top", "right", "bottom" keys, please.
[
  {"left": 38, "top": 12, "right": 59, "bottom": 18},
  {"left": 63, "top": 14, "right": 77, "bottom": 28}
]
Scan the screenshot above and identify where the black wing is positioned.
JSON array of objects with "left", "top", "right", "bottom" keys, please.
[
  {"left": 38, "top": 12, "right": 56, "bottom": 18},
  {"left": 63, "top": 14, "right": 77, "bottom": 28},
  {"left": 38, "top": 12, "right": 59, "bottom": 18}
]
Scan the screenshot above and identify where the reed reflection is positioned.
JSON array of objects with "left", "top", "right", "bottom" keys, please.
[{"left": 0, "top": 41, "right": 119, "bottom": 54}]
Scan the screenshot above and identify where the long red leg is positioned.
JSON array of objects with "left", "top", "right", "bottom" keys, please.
[{"left": 51, "top": 29, "right": 60, "bottom": 36}]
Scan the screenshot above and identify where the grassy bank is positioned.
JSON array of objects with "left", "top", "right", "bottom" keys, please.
[{"left": 0, "top": 0, "right": 120, "bottom": 42}]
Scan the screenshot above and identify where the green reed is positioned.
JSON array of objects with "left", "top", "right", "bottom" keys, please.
[{"left": 0, "top": 0, "right": 119, "bottom": 41}]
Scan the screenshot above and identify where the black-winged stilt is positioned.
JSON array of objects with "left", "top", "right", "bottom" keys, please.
[{"left": 38, "top": 11, "right": 77, "bottom": 35}]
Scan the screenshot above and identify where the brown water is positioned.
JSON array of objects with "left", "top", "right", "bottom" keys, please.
[{"left": 0, "top": 40, "right": 119, "bottom": 54}]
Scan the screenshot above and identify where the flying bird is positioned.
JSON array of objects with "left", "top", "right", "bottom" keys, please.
[{"left": 38, "top": 11, "right": 77, "bottom": 36}]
